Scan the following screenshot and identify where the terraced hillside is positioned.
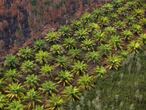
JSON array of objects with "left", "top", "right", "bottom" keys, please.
[{"left": 0, "top": 0, "right": 146, "bottom": 110}]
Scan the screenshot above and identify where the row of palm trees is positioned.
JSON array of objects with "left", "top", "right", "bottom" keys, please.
[{"left": 0, "top": 0, "right": 146, "bottom": 109}]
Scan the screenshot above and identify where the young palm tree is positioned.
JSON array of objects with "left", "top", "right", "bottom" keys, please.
[
  {"left": 40, "top": 81, "right": 57, "bottom": 96},
  {"left": 71, "top": 20, "right": 83, "bottom": 31},
  {"left": 40, "top": 65, "right": 54, "bottom": 76},
  {"left": 72, "top": 61, "right": 88, "bottom": 75},
  {"left": 114, "top": 21, "right": 126, "bottom": 30},
  {"left": 0, "top": 79, "right": 5, "bottom": 92},
  {"left": 6, "top": 83, "right": 24, "bottom": 100},
  {"left": 34, "top": 105, "right": 44, "bottom": 110},
  {"left": 96, "top": 66, "right": 107, "bottom": 77},
  {"left": 139, "top": 34, "right": 146, "bottom": 44},
  {"left": 59, "top": 25, "right": 71, "bottom": 37},
  {"left": 56, "top": 55, "right": 70, "bottom": 69},
  {"left": 4, "top": 69, "right": 18, "bottom": 81},
  {"left": 85, "top": 51, "right": 101, "bottom": 63},
  {"left": 109, "top": 13, "right": 118, "bottom": 22},
  {"left": 94, "top": 31, "right": 106, "bottom": 44},
  {"left": 98, "top": 44, "right": 112, "bottom": 56},
  {"left": 56, "top": 70, "right": 73, "bottom": 86},
  {"left": 20, "top": 60, "right": 36, "bottom": 74},
  {"left": 7, "top": 101, "right": 24, "bottom": 110},
  {"left": 109, "top": 35, "right": 122, "bottom": 50},
  {"left": 104, "top": 26, "right": 116, "bottom": 35},
  {"left": 68, "top": 49, "right": 81, "bottom": 60},
  {"left": 116, "top": 7, "right": 127, "bottom": 17},
  {"left": 45, "top": 31, "right": 61, "bottom": 43},
  {"left": 63, "top": 86, "right": 81, "bottom": 101},
  {"left": 34, "top": 39, "right": 46, "bottom": 51},
  {"left": 50, "top": 44, "right": 64, "bottom": 55},
  {"left": 17, "top": 47, "right": 33, "bottom": 60},
  {"left": 128, "top": 40, "right": 142, "bottom": 53},
  {"left": 4, "top": 55, "right": 19, "bottom": 68},
  {"left": 80, "top": 12, "right": 92, "bottom": 24},
  {"left": 0, "top": 92, "right": 7, "bottom": 109},
  {"left": 87, "top": 23, "right": 100, "bottom": 33},
  {"left": 122, "top": 30, "right": 133, "bottom": 41},
  {"left": 134, "top": 9, "right": 145, "bottom": 19},
  {"left": 24, "top": 89, "right": 42, "bottom": 109},
  {"left": 63, "top": 37, "right": 76, "bottom": 49},
  {"left": 24, "top": 74, "right": 39, "bottom": 88},
  {"left": 98, "top": 16, "right": 110, "bottom": 27},
  {"left": 102, "top": 3, "right": 113, "bottom": 13},
  {"left": 78, "top": 74, "right": 93, "bottom": 90},
  {"left": 35, "top": 51, "right": 52, "bottom": 64},
  {"left": 112, "top": 0, "right": 125, "bottom": 8},
  {"left": 107, "top": 55, "right": 122, "bottom": 70},
  {"left": 131, "top": 24, "right": 142, "bottom": 34},
  {"left": 81, "top": 39, "right": 95, "bottom": 51},
  {"left": 49, "top": 94, "right": 64, "bottom": 110},
  {"left": 74, "top": 28, "right": 89, "bottom": 40}
]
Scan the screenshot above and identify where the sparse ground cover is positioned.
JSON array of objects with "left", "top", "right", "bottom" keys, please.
[{"left": 0, "top": 0, "right": 146, "bottom": 109}]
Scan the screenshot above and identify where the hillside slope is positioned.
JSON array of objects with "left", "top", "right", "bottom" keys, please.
[{"left": 0, "top": 0, "right": 146, "bottom": 110}]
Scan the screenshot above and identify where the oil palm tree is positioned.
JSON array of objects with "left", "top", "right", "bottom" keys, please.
[
  {"left": 24, "top": 89, "right": 42, "bottom": 109},
  {"left": 0, "top": 79, "right": 5, "bottom": 92},
  {"left": 45, "top": 31, "right": 61, "bottom": 43},
  {"left": 63, "top": 86, "right": 81, "bottom": 101},
  {"left": 20, "top": 60, "right": 36, "bottom": 74},
  {"left": 114, "top": 21, "right": 126, "bottom": 30},
  {"left": 7, "top": 101, "right": 24, "bottom": 110},
  {"left": 102, "top": 3, "right": 113, "bottom": 13},
  {"left": 96, "top": 66, "right": 107, "bottom": 77},
  {"left": 34, "top": 105, "right": 44, "bottom": 110},
  {"left": 17, "top": 47, "right": 33, "bottom": 60},
  {"left": 24, "top": 74, "right": 39, "bottom": 88},
  {"left": 35, "top": 51, "right": 52, "bottom": 64},
  {"left": 98, "top": 16, "right": 110, "bottom": 27},
  {"left": 98, "top": 44, "right": 112, "bottom": 56},
  {"left": 81, "top": 39, "right": 95, "bottom": 51},
  {"left": 4, "top": 69, "right": 18, "bottom": 81},
  {"left": 56, "top": 55, "right": 70, "bottom": 69},
  {"left": 49, "top": 94, "right": 64, "bottom": 110},
  {"left": 6, "top": 83, "right": 24, "bottom": 100},
  {"left": 50, "top": 44, "right": 64, "bottom": 55},
  {"left": 80, "top": 12, "right": 92, "bottom": 24},
  {"left": 107, "top": 55, "right": 122, "bottom": 70},
  {"left": 34, "top": 39, "right": 46, "bottom": 51},
  {"left": 72, "top": 61, "right": 88, "bottom": 75},
  {"left": 139, "top": 34, "right": 146, "bottom": 44},
  {"left": 134, "top": 9, "right": 145, "bottom": 19},
  {"left": 85, "top": 51, "right": 101, "bottom": 63},
  {"left": 40, "top": 65, "right": 54, "bottom": 76},
  {"left": 74, "top": 28, "right": 89, "bottom": 40},
  {"left": 104, "top": 26, "right": 116, "bottom": 35},
  {"left": 63, "top": 37, "right": 76, "bottom": 49},
  {"left": 128, "top": 40, "right": 142, "bottom": 54},
  {"left": 56, "top": 70, "right": 73, "bottom": 86},
  {"left": 131, "top": 24, "right": 142, "bottom": 34},
  {"left": 0, "top": 92, "right": 7, "bottom": 109},
  {"left": 109, "top": 35, "right": 122, "bottom": 50},
  {"left": 78, "top": 74, "right": 93, "bottom": 90},
  {"left": 122, "top": 30, "right": 133, "bottom": 41},
  {"left": 68, "top": 49, "right": 81, "bottom": 60},
  {"left": 87, "top": 23, "right": 100, "bottom": 33},
  {"left": 4, "top": 55, "right": 19, "bottom": 68},
  {"left": 40, "top": 81, "right": 57, "bottom": 96},
  {"left": 94, "top": 31, "right": 106, "bottom": 44},
  {"left": 59, "top": 25, "right": 71, "bottom": 37}
]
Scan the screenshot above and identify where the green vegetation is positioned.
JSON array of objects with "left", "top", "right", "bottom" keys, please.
[{"left": 0, "top": 0, "right": 146, "bottom": 109}]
